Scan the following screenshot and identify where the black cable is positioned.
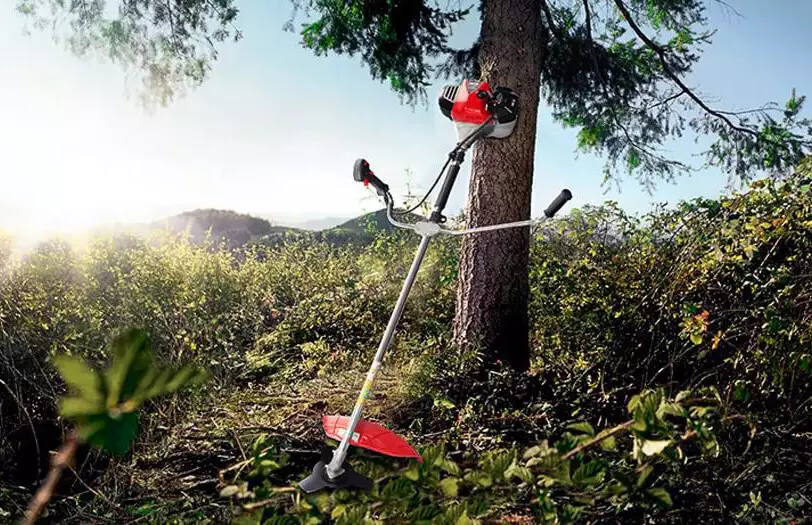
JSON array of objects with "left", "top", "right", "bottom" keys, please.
[
  {"left": 392, "top": 118, "right": 492, "bottom": 217},
  {"left": 393, "top": 155, "right": 452, "bottom": 217}
]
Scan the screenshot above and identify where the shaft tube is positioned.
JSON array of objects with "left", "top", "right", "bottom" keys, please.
[
  {"left": 326, "top": 235, "right": 432, "bottom": 478},
  {"left": 429, "top": 152, "right": 464, "bottom": 222}
]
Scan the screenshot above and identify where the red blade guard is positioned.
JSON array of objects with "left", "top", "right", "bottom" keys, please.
[{"left": 322, "top": 416, "right": 423, "bottom": 463}]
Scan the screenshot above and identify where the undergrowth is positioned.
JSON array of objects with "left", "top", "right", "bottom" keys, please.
[{"left": 1, "top": 160, "right": 812, "bottom": 523}]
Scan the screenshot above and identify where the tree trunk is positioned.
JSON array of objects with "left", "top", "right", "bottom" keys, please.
[{"left": 452, "top": 0, "right": 544, "bottom": 371}]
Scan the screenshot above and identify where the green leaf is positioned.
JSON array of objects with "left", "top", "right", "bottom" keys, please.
[
  {"left": 561, "top": 504, "right": 585, "bottom": 521},
  {"left": 134, "top": 366, "right": 170, "bottom": 401},
  {"left": 690, "top": 332, "right": 703, "bottom": 345},
  {"left": 455, "top": 511, "right": 476, "bottom": 525},
  {"left": 641, "top": 439, "right": 671, "bottom": 456},
  {"left": 82, "top": 412, "right": 139, "bottom": 455},
  {"left": 434, "top": 397, "right": 456, "bottom": 410},
  {"left": 59, "top": 396, "right": 104, "bottom": 418},
  {"left": 636, "top": 464, "right": 654, "bottom": 488},
  {"left": 659, "top": 402, "right": 685, "bottom": 418},
  {"left": 464, "top": 471, "right": 492, "bottom": 489},
  {"left": 331, "top": 504, "right": 347, "bottom": 519},
  {"left": 647, "top": 487, "right": 673, "bottom": 507},
  {"left": 409, "top": 504, "right": 441, "bottom": 523},
  {"left": 440, "top": 458, "right": 462, "bottom": 477},
  {"left": 523, "top": 445, "right": 545, "bottom": 460},
  {"left": 381, "top": 478, "right": 415, "bottom": 501},
  {"left": 219, "top": 485, "right": 240, "bottom": 497},
  {"left": 132, "top": 364, "right": 206, "bottom": 406},
  {"left": 627, "top": 148, "right": 642, "bottom": 171},
  {"left": 439, "top": 477, "right": 459, "bottom": 498},
  {"left": 53, "top": 355, "right": 104, "bottom": 404},
  {"left": 105, "top": 329, "right": 153, "bottom": 406},
  {"left": 572, "top": 460, "right": 605, "bottom": 487},
  {"left": 465, "top": 498, "right": 489, "bottom": 517},
  {"left": 164, "top": 365, "right": 206, "bottom": 393},
  {"left": 337, "top": 506, "right": 367, "bottom": 525},
  {"left": 675, "top": 390, "right": 692, "bottom": 403},
  {"left": 567, "top": 421, "right": 595, "bottom": 436},
  {"left": 75, "top": 417, "right": 107, "bottom": 442},
  {"left": 404, "top": 464, "right": 420, "bottom": 481},
  {"left": 259, "top": 459, "right": 280, "bottom": 470},
  {"left": 506, "top": 464, "right": 534, "bottom": 483},
  {"left": 599, "top": 435, "right": 616, "bottom": 451}
]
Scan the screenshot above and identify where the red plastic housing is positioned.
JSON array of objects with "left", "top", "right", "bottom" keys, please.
[{"left": 450, "top": 80, "right": 493, "bottom": 124}]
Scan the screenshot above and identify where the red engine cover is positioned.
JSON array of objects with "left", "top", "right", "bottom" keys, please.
[{"left": 450, "top": 80, "right": 493, "bottom": 124}]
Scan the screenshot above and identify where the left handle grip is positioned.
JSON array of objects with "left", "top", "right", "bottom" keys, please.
[{"left": 354, "top": 158, "right": 389, "bottom": 197}]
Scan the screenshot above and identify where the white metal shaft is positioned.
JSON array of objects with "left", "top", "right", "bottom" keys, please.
[
  {"left": 325, "top": 234, "right": 432, "bottom": 478},
  {"left": 442, "top": 214, "right": 553, "bottom": 236},
  {"left": 447, "top": 218, "right": 540, "bottom": 235}
]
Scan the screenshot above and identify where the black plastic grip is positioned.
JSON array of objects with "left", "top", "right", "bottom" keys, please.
[
  {"left": 353, "top": 158, "right": 389, "bottom": 196},
  {"left": 544, "top": 189, "right": 573, "bottom": 218}
]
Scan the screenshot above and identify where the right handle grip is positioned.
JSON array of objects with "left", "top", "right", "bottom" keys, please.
[{"left": 544, "top": 189, "right": 573, "bottom": 218}]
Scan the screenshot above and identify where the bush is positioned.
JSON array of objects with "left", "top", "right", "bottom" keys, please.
[{"left": 2, "top": 160, "right": 812, "bottom": 523}]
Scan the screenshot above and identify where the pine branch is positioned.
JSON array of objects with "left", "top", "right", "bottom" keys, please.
[
  {"left": 612, "top": 0, "right": 758, "bottom": 137},
  {"left": 641, "top": 89, "right": 686, "bottom": 112},
  {"left": 580, "top": 0, "right": 686, "bottom": 171},
  {"left": 540, "top": 0, "right": 565, "bottom": 40}
]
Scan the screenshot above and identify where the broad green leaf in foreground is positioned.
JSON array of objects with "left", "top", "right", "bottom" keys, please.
[
  {"left": 52, "top": 354, "right": 105, "bottom": 405},
  {"left": 54, "top": 328, "right": 207, "bottom": 455},
  {"left": 105, "top": 328, "right": 154, "bottom": 406}
]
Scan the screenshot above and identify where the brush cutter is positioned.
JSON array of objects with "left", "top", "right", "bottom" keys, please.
[{"left": 299, "top": 80, "right": 573, "bottom": 493}]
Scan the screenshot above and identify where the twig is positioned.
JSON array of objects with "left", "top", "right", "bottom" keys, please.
[
  {"left": 220, "top": 447, "right": 272, "bottom": 477},
  {"left": 563, "top": 420, "right": 634, "bottom": 460},
  {"left": 66, "top": 463, "right": 121, "bottom": 513},
  {"left": 0, "top": 378, "right": 41, "bottom": 483},
  {"left": 642, "top": 89, "right": 686, "bottom": 112},
  {"left": 241, "top": 488, "right": 297, "bottom": 511},
  {"left": 231, "top": 428, "right": 247, "bottom": 462},
  {"left": 163, "top": 466, "right": 204, "bottom": 483},
  {"left": 22, "top": 431, "right": 79, "bottom": 525}
]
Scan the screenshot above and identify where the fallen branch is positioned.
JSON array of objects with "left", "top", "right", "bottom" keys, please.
[
  {"left": 22, "top": 431, "right": 79, "bottom": 525},
  {"left": 241, "top": 487, "right": 297, "bottom": 511},
  {"left": 563, "top": 420, "right": 634, "bottom": 460}
]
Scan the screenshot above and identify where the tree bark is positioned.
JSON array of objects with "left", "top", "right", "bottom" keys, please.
[{"left": 452, "top": 0, "right": 544, "bottom": 371}]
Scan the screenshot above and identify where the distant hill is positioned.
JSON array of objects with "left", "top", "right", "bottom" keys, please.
[
  {"left": 331, "top": 208, "right": 424, "bottom": 232},
  {"left": 150, "top": 209, "right": 300, "bottom": 250},
  {"left": 256, "top": 215, "right": 352, "bottom": 231},
  {"left": 245, "top": 208, "right": 426, "bottom": 249},
  {"left": 101, "top": 208, "right": 429, "bottom": 252}
]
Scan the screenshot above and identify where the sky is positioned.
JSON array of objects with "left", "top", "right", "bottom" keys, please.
[{"left": 0, "top": 0, "right": 810, "bottom": 243}]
